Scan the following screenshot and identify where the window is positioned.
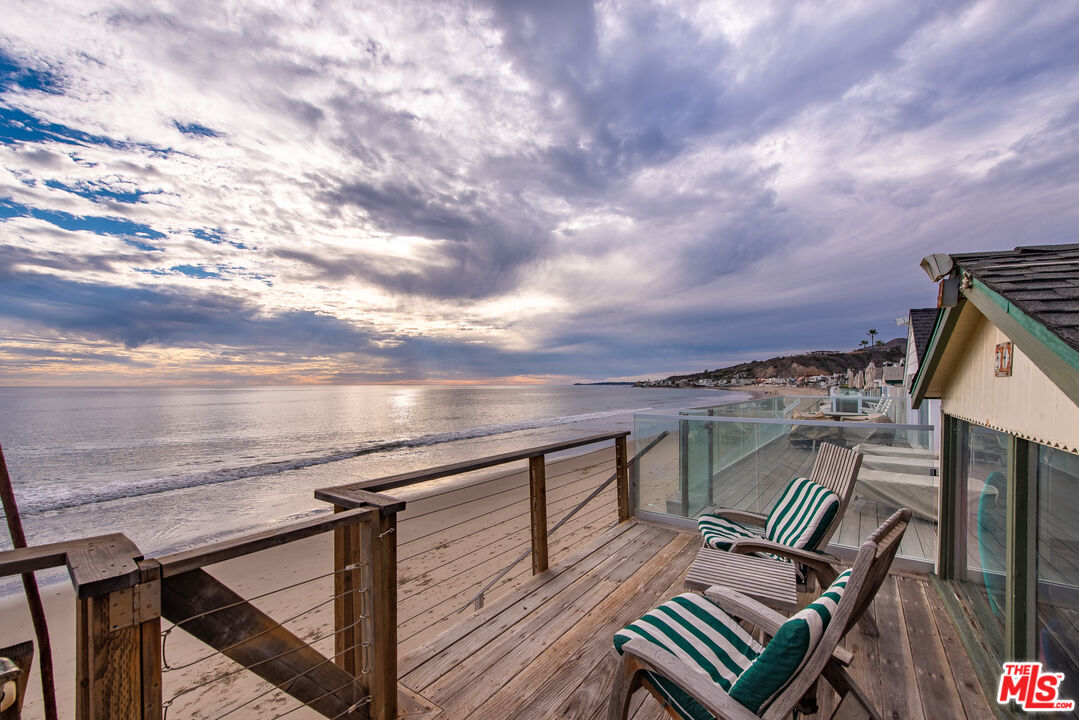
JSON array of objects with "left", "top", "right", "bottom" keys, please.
[{"left": 1037, "top": 445, "right": 1079, "bottom": 716}]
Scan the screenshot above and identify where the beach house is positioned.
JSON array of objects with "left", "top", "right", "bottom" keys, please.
[{"left": 909, "top": 243, "right": 1079, "bottom": 706}]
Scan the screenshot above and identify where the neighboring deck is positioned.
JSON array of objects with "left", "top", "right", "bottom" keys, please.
[
  {"left": 706, "top": 436, "right": 939, "bottom": 562},
  {"left": 397, "top": 520, "right": 993, "bottom": 720}
]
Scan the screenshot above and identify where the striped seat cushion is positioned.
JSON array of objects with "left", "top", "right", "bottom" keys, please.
[
  {"left": 764, "top": 477, "right": 840, "bottom": 552},
  {"left": 729, "top": 569, "right": 853, "bottom": 712},
  {"left": 696, "top": 514, "right": 759, "bottom": 551},
  {"left": 614, "top": 593, "right": 764, "bottom": 720}
]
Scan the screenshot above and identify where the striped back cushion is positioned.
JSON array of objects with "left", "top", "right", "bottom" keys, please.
[
  {"left": 764, "top": 477, "right": 840, "bottom": 551},
  {"left": 614, "top": 593, "right": 763, "bottom": 720},
  {"left": 729, "top": 569, "right": 853, "bottom": 713}
]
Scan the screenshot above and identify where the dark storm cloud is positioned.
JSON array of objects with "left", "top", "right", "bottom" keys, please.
[
  {"left": 484, "top": 0, "right": 967, "bottom": 196},
  {"left": 309, "top": 177, "right": 552, "bottom": 299},
  {"left": 0, "top": 266, "right": 378, "bottom": 351}
]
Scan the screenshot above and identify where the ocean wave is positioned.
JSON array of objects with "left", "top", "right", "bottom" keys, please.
[{"left": 20, "top": 405, "right": 649, "bottom": 514}]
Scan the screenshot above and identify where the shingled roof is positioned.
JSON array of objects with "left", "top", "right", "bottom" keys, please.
[
  {"left": 950, "top": 243, "right": 1079, "bottom": 353},
  {"left": 908, "top": 308, "right": 939, "bottom": 368}
]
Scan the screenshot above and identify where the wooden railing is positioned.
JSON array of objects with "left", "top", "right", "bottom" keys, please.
[{"left": 0, "top": 430, "right": 633, "bottom": 719}]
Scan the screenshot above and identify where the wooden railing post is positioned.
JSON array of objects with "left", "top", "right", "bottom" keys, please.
[
  {"left": 529, "top": 455, "right": 549, "bottom": 573},
  {"left": 366, "top": 507, "right": 398, "bottom": 720},
  {"left": 319, "top": 492, "right": 403, "bottom": 720},
  {"left": 615, "top": 436, "right": 630, "bottom": 522},
  {"left": 333, "top": 507, "right": 365, "bottom": 683},
  {"left": 73, "top": 544, "right": 161, "bottom": 720}
]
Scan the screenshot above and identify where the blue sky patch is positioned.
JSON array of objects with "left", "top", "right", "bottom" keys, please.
[
  {"left": 171, "top": 264, "right": 220, "bottom": 279},
  {"left": 192, "top": 226, "right": 251, "bottom": 250},
  {"left": 44, "top": 178, "right": 161, "bottom": 205},
  {"left": 0, "top": 196, "right": 166, "bottom": 241},
  {"left": 0, "top": 51, "right": 63, "bottom": 94},
  {"left": 124, "top": 239, "right": 164, "bottom": 252},
  {"left": 0, "top": 106, "right": 175, "bottom": 157},
  {"left": 174, "top": 121, "right": 221, "bottom": 138}
]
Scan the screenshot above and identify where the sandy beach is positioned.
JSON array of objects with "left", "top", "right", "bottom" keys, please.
[{"left": 0, "top": 446, "right": 626, "bottom": 719}]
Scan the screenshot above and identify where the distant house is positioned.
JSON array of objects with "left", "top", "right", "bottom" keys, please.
[{"left": 910, "top": 243, "right": 1079, "bottom": 690}]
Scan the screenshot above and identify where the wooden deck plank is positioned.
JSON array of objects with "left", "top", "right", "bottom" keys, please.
[
  {"left": 874, "top": 575, "right": 925, "bottom": 720},
  {"left": 415, "top": 526, "right": 674, "bottom": 699},
  {"left": 459, "top": 532, "right": 697, "bottom": 719},
  {"left": 896, "top": 575, "right": 967, "bottom": 718},
  {"left": 929, "top": 579, "right": 997, "bottom": 719},
  {"left": 399, "top": 520, "right": 643, "bottom": 679},
  {"left": 398, "top": 501, "right": 621, "bottom": 648}
]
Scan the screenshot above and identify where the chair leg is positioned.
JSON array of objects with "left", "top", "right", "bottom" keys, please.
[
  {"left": 607, "top": 653, "right": 644, "bottom": 720},
  {"left": 857, "top": 608, "right": 879, "bottom": 637},
  {"left": 822, "top": 662, "right": 882, "bottom": 720}
]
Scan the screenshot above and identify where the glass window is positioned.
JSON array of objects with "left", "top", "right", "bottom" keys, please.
[
  {"left": 1037, "top": 445, "right": 1079, "bottom": 716},
  {"left": 962, "top": 423, "right": 1010, "bottom": 661}
]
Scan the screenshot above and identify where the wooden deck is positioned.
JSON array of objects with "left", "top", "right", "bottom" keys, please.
[{"left": 397, "top": 520, "right": 993, "bottom": 720}]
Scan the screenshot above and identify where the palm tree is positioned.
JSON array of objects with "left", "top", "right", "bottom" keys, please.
[{"left": 867, "top": 328, "right": 879, "bottom": 364}]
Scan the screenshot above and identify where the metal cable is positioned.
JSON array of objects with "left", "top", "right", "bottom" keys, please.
[
  {"left": 162, "top": 610, "right": 369, "bottom": 708},
  {"left": 163, "top": 563, "right": 367, "bottom": 671},
  {"left": 205, "top": 636, "right": 371, "bottom": 720}
]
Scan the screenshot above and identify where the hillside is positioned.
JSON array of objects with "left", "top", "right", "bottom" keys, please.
[{"left": 660, "top": 337, "right": 905, "bottom": 384}]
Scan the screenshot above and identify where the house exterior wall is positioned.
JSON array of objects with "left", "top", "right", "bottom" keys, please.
[{"left": 939, "top": 309, "right": 1079, "bottom": 453}]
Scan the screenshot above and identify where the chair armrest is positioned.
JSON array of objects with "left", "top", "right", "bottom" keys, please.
[
  {"left": 727, "top": 539, "right": 838, "bottom": 582},
  {"left": 702, "top": 586, "right": 855, "bottom": 667},
  {"left": 709, "top": 509, "right": 767, "bottom": 527},
  {"left": 703, "top": 585, "right": 786, "bottom": 635},
  {"left": 617, "top": 639, "right": 759, "bottom": 720}
]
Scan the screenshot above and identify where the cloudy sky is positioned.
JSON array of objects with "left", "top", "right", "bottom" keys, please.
[{"left": 2, "top": 0, "right": 1078, "bottom": 385}]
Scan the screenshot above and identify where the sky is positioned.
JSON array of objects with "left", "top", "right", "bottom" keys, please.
[{"left": 2, "top": 0, "right": 1079, "bottom": 385}]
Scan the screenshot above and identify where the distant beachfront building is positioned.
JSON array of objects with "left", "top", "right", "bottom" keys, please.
[{"left": 910, "top": 243, "right": 1079, "bottom": 696}]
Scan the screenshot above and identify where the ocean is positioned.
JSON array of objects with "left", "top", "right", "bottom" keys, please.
[{"left": 0, "top": 385, "right": 744, "bottom": 565}]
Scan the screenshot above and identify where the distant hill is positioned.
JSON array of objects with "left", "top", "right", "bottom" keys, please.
[{"left": 659, "top": 338, "right": 906, "bottom": 384}]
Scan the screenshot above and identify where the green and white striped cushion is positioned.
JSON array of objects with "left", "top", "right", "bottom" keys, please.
[
  {"left": 614, "top": 593, "right": 763, "bottom": 720},
  {"left": 696, "top": 514, "right": 759, "bottom": 550},
  {"left": 764, "top": 477, "right": 840, "bottom": 551},
  {"left": 729, "top": 569, "right": 853, "bottom": 713}
]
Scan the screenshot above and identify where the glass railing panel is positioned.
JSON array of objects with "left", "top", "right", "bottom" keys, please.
[
  {"left": 633, "top": 415, "right": 683, "bottom": 516},
  {"left": 633, "top": 412, "right": 937, "bottom": 563}
]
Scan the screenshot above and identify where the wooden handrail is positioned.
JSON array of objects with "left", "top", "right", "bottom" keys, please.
[
  {"left": 315, "top": 430, "right": 630, "bottom": 503},
  {"left": 153, "top": 506, "right": 377, "bottom": 578},
  {"left": 0, "top": 533, "right": 143, "bottom": 599}
]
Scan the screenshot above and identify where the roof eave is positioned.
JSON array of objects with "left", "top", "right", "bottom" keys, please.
[{"left": 910, "top": 301, "right": 963, "bottom": 409}]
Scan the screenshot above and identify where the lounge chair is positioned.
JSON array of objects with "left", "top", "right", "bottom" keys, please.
[
  {"left": 607, "top": 508, "right": 912, "bottom": 720},
  {"left": 696, "top": 442, "right": 862, "bottom": 589}
]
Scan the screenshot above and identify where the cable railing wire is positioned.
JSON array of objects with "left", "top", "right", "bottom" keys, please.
[
  {"left": 458, "top": 432, "right": 666, "bottom": 612},
  {"left": 162, "top": 560, "right": 368, "bottom": 672}
]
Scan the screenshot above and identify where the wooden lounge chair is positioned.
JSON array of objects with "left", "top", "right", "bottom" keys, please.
[
  {"left": 696, "top": 442, "right": 863, "bottom": 589},
  {"left": 608, "top": 508, "right": 912, "bottom": 720}
]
